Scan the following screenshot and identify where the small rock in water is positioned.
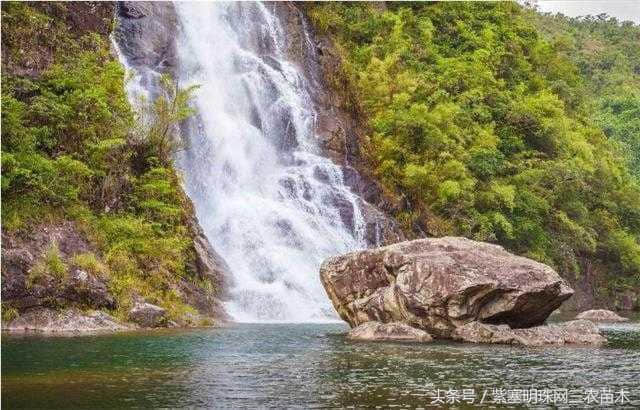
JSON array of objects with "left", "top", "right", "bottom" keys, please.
[
  {"left": 128, "top": 302, "right": 167, "bottom": 328},
  {"left": 575, "top": 309, "right": 629, "bottom": 322},
  {"left": 451, "top": 320, "right": 607, "bottom": 347},
  {"left": 348, "top": 321, "right": 433, "bottom": 342}
]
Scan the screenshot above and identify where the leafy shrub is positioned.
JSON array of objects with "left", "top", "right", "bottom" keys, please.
[{"left": 2, "top": 305, "right": 19, "bottom": 323}]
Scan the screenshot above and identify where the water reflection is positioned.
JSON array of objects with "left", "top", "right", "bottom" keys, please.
[{"left": 2, "top": 321, "right": 639, "bottom": 408}]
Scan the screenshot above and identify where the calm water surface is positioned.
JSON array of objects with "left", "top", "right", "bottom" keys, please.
[{"left": 2, "top": 319, "right": 639, "bottom": 408}]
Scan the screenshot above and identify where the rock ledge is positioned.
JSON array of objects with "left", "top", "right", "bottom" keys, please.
[
  {"left": 452, "top": 320, "right": 606, "bottom": 346},
  {"left": 348, "top": 321, "right": 433, "bottom": 342},
  {"left": 3, "top": 308, "right": 131, "bottom": 333},
  {"left": 575, "top": 309, "right": 629, "bottom": 322}
]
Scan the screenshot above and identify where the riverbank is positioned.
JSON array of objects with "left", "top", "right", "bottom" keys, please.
[{"left": 3, "top": 308, "right": 636, "bottom": 336}]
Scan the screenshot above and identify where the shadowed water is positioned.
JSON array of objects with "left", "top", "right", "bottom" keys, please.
[{"left": 3, "top": 320, "right": 639, "bottom": 408}]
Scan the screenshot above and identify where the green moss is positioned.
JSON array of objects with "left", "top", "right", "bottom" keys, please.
[{"left": 71, "top": 252, "right": 109, "bottom": 279}]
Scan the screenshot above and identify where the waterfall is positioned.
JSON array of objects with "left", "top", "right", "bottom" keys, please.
[{"left": 116, "top": 2, "right": 372, "bottom": 322}]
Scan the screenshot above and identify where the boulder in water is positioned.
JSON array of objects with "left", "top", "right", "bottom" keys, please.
[
  {"left": 320, "top": 237, "right": 574, "bottom": 339},
  {"left": 575, "top": 309, "right": 629, "bottom": 322},
  {"left": 348, "top": 321, "right": 433, "bottom": 342},
  {"left": 452, "top": 320, "right": 606, "bottom": 346}
]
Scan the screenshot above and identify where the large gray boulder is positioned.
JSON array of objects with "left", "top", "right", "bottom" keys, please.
[{"left": 320, "top": 237, "right": 574, "bottom": 339}]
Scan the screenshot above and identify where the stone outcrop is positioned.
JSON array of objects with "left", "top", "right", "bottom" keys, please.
[
  {"left": 2, "top": 308, "right": 131, "bottom": 333},
  {"left": 348, "top": 321, "right": 433, "bottom": 342},
  {"left": 321, "top": 237, "right": 574, "bottom": 339},
  {"left": 63, "top": 269, "right": 116, "bottom": 309},
  {"left": 452, "top": 320, "right": 606, "bottom": 347},
  {"left": 319, "top": 237, "right": 603, "bottom": 346},
  {"left": 2, "top": 217, "right": 230, "bottom": 332},
  {"left": 1, "top": 222, "right": 116, "bottom": 312},
  {"left": 113, "top": 2, "right": 178, "bottom": 76},
  {"left": 575, "top": 309, "right": 629, "bottom": 322},
  {"left": 128, "top": 302, "right": 167, "bottom": 328}
]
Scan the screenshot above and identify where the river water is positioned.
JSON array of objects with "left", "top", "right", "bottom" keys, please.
[{"left": 3, "top": 318, "right": 639, "bottom": 408}]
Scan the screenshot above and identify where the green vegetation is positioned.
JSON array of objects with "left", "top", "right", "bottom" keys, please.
[
  {"left": 1, "top": 305, "right": 19, "bottom": 323},
  {"left": 27, "top": 243, "right": 68, "bottom": 288},
  {"left": 530, "top": 11, "right": 640, "bottom": 177},
  {"left": 71, "top": 252, "right": 109, "bottom": 279},
  {"left": 308, "top": 2, "right": 640, "bottom": 293},
  {"left": 1, "top": 3, "right": 213, "bottom": 323}
]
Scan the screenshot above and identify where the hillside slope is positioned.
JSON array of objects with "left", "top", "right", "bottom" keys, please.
[
  {"left": 305, "top": 2, "right": 640, "bottom": 310},
  {"left": 1, "top": 2, "right": 227, "bottom": 330}
]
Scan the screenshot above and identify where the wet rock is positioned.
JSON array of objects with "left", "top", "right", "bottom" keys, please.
[
  {"left": 265, "top": 104, "right": 299, "bottom": 151},
  {"left": 452, "top": 320, "right": 606, "bottom": 347},
  {"left": 114, "top": 2, "right": 178, "bottom": 74},
  {"left": 326, "top": 192, "right": 355, "bottom": 233},
  {"left": 128, "top": 302, "right": 167, "bottom": 328},
  {"left": 119, "top": 3, "right": 147, "bottom": 19},
  {"left": 188, "top": 214, "right": 231, "bottom": 303},
  {"left": 348, "top": 321, "right": 433, "bottom": 342},
  {"left": 358, "top": 200, "right": 405, "bottom": 247},
  {"left": 320, "top": 237, "right": 574, "bottom": 339},
  {"left": 3, "top": 308, "right": 130, "bottom": 333},
  {"left": 575, "top": 309, "right": 629, "bottom": 322}
]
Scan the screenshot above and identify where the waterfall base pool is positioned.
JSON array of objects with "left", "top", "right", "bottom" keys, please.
[{"left": 2, "top": 321, "right": 639, "bottom": 408}]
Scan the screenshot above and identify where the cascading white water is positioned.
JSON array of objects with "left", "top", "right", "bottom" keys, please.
[
  {"left": 117, "top": 2, "right": 373, "bottom": 322},
  {"left": 174, "top": 2, "right": 369, "bottom": 322}
]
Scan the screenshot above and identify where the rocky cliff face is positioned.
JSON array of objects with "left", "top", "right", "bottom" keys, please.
[
  {"left": 2, "top": 222, "right": 115, "bottom": 313},
  {"left": 113, "top": 2, "right": 178, "bottom": 87},
  {"left": 269, "top": 2, "right": 405, "bottom": 246}
]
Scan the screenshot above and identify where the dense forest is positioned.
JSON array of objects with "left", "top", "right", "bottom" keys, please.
[
  {"left": 307, "top": 2, "right": 640, "bottom": 304},
  {"left": 1, "top": 3, "right": 219, "bottom": 324},
  {"left": 531, "top": 10, "right": 640, "bottom": 177}
]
